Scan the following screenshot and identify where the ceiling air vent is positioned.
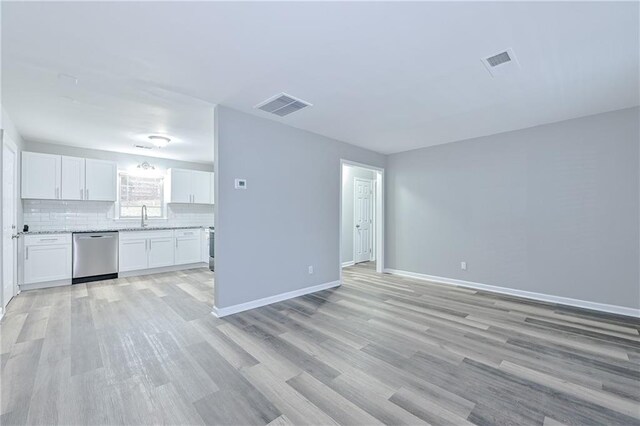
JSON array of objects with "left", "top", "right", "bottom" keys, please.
[
  {"left": 482, "top": 48, "right": 519, "bottom": 77},
  {"left": 254, "top": 93, "right": 312, "bottom": 117},
  {"left": 133, "top": 144, "right": 153, "bottom": 150}
]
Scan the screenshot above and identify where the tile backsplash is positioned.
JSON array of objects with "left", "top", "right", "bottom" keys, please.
[{"left": 23, "top": 200, "right": 214, "bottom": 231}]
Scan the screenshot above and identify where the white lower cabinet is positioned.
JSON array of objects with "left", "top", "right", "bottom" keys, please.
[
  {"left": 119, "top": 229, "right": 204, "bottom": 273},
  {"left": 119, "top": 238, "right": 148, "bottom": 272},
  {"left": 23, "top": 234, "right": 72, "bottom": 284},
  {"left": 201, "top": 230, "right": 210, "bottom": 263},
  {"left": 119, "top": 230, "right": 174, "bottom": 272},
  {"left": 175, "top": 229, "right": 201, "bottom": 265},
  {"left": 21, "top": 228, "right": 207, "bottom": 288},
  {"left": 148, "top": 237, "right": 175, "bottom": 268}
]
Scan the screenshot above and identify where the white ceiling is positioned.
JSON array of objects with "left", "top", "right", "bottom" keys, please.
[{"left": 2, "top": 2, "right": 638, "bottom": 162}]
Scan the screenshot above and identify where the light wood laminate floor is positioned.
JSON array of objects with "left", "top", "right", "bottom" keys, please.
[{"left": 1, "top": 264, "right": 639, "bottom": 425}]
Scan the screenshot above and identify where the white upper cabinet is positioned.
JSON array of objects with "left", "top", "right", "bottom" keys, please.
[
  {"left": 192, "top": 171, "right": 211, "bottom": 204},
  {"left": 167, "top": 168, "right": 192, "bottom": 203},
  {"left": 21, "top": 152, "right": 61, "bottom": 199},
  {"left": 61, "top": 156, "right": 85, "bottom": 200},
  {"left": 166, "top": 168, "right": 214, "bottom": 204},
  {"left": 85, "top": 159, "right": 117, "bottom": 201},
  {"left": 22, "top": 152, "right": 116, "bottom": 201}
]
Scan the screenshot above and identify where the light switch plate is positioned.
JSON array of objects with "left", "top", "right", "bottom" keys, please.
[{"left": 235, "top": 179, "right": 247, "bottom": 189}]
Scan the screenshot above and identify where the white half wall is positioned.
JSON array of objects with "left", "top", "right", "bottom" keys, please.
[{"left": 213, "top": 106, "right": 385, "bottom": 314}]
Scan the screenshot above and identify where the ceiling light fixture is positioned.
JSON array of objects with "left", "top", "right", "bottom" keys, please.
[{"left": 148, "top": 135, "right": 171, "bottom": 147}]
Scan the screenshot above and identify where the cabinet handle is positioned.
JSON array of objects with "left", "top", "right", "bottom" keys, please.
[
  {"left": 149, "top": 240, "right": 152, "bottom": 251},
  {"left": 38, "top": 238, "right": 58, "bottom": 242},
  {"left": 175, "top": 239, "right": 178, "bottom": 248},
  {"left": 86, "top": 189, "right": 89, "bottom": 199},
  {"left": 55, "top": 188, "right": 59, "bottom": 199},
  {"left": 26, "top": 246, "right": 29, "bottom": 260},
  {"left": 145, "top": 240, "right": 148, "bottom": 251}
]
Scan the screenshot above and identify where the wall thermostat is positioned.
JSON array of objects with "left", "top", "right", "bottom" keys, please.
[{"left": 235, "top": 179, "right": 247, "bottom": 189}]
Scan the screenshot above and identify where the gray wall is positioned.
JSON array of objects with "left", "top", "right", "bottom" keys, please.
[
  {"left": 214, "top": 106, "right": 385, "bottom": 309},
  {"left": 386, "top": 107, "right": 640, "bottom": 309},
  {"left": 24, "top": 141, "right": 213, "bottom": 173},
  {"left": 341, "top": 165, "right": 376, "bottom": 264}
]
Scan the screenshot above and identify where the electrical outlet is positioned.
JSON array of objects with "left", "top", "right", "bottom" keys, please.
[
  {"left": 308, "top": 265, "right": 314, "bottom": 274},
  {"left": 234, "top": 178, "right": 247, "bottom": 189},
  {"left": 461, "top": 261, "right": 467, "bottom": 271}
]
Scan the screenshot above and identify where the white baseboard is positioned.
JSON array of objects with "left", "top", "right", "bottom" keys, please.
[
  {"left": 384, "top": 268, "right": 640, "bottom": 318},
  {"left": 119, "top": 262, "right": 208, "bottom": 278},
  {"left": 341, "top": 261, "right": 355, "bottom": 268},
  {"left": 212, "top": 280, "right": 341, "bottom": 318}
]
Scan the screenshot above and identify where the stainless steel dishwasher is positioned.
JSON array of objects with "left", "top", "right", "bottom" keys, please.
[{"left": 72, "top": 232, "right": 119, "bottom": 284}]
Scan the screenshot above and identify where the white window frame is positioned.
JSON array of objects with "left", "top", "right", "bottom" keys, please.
[{"left": 115, "top": 170, "right": 168, "bottom": 221}]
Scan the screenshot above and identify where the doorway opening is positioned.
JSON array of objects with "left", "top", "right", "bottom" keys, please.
[{"left": 340, "top": 160, "right": 384, "bottom": 277}]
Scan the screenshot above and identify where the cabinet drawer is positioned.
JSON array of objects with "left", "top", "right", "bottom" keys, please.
[
  {"left": 175, "top": 229, "right": 200, "bottom": 238},
  {"left": 24, "top": 234, "right": 71, "bottom": 246},
  {"left": 119, "top": 230, "right": 174, "bottom": 240}
]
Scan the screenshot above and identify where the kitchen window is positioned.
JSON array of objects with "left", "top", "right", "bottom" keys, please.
[{"left": 118, "top": 172, "right": 165, "bottom": 218}]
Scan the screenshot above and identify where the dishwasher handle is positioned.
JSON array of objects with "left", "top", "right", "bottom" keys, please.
[{"left": 77, "top": 235, "right": 115, "bottom": 240}]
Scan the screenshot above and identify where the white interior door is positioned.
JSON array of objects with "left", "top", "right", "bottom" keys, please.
[
  {"left": 3, "top": 141, "right": 18, "bottom": 309},
  {"left": 354, "top": 178, "right": 373, "bottom": 264}
]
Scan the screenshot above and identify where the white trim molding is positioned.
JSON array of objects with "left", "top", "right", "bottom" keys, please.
[
  {"left": 341, "top": 261, "right": 355, "bottom": 268},
  {"left": 212, "top": 280, "right": 341, "bottom": 318},
  {"left": 384, "top": 268, "right": 640, "bottom": 318}
]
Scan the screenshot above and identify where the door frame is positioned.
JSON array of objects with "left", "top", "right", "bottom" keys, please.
[
  {"left": 353, "top": 177, "right": 374, "bottom": 264},
  {"left": 2, "top": 132, "right": 19, "bottom": 314},
  {"left": 339, "top": 159, "right": 384, "bottom": 280}
]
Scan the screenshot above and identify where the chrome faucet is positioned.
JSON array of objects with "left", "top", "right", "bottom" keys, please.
[{"left": 141, "top": 205, "right": 148, "bottom": 227}]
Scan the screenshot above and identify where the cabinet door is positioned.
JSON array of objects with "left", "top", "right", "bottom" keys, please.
[
  {"left": 191, "top": 171, "right": 211, "bottom": 204},
  {"left": 210, "top": 173, "right": 215, "bottom": 204},
  {"left": 148, "top": 237, "right": 175, "bottom": 268},
  {"left": 24, "top": 244, "right": 71, "bottom": 284},
  {"left": 175, "top": 236, "right": 201, "bottom": 264},
  {"left": 85, "top": 159, "right": 117, "bottom": 201},
  {"left": 21, "top": 152, "right": 61, "bottom": 199},
  {"left": 169, "top": 169, "right": 192, "bottom": 203},
  {"left": 201, "top": 230, "right": 210, "bottom": 262},
  {"left": 61, "top": 156, "right": 85, "bottom": 200},
  {"left": 119, "top": 239, "right": 148, "bottom": 272}
]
